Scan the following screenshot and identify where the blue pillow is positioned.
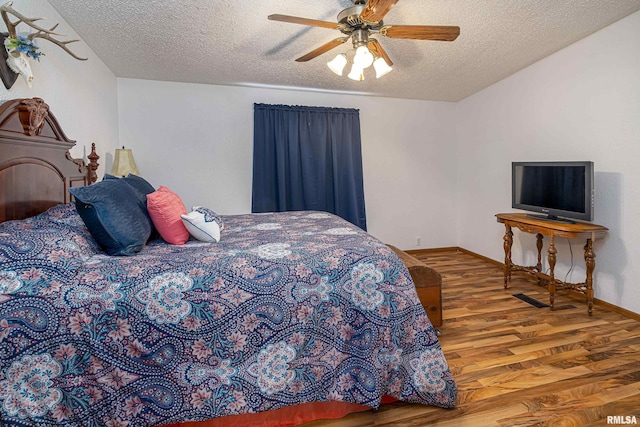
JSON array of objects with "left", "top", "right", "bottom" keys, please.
[
  {"left": 104, "top": 173, "right": 155, "bottom": 196},
  {"left": 103, "top": 173, "right": 158, "bottom": 239},
  {"left": 69, "top": 179, "right": 151, "bottom": 256}
]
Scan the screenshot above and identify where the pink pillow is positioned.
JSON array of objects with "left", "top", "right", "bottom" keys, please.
[{"left": 147, "top": 186, "right": 189, "bottom": 245}]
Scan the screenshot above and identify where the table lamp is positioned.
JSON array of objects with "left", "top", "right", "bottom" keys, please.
[{"left": 110, "top": 146, "right": 139, "bottom": 176}]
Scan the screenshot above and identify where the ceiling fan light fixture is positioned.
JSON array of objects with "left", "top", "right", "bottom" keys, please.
[
  {"left": 353, "top": 45, "right": 374, "bottom": 69},
  {"left": 373, "top": 57, "right": 393, "bottom": 78},
  {"left": 347, "top": 64, "right": 365, "bottom": 81},
  {"left": 327, "top": 53, "right": 348, "bottom": 75},
  {"left": 269, "top": 1, "right": 460, "bottom": 82}
]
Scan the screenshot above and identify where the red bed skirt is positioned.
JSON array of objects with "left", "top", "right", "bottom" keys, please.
[{"left": 162, "top": 396, "right": 398, "bottom": 427}]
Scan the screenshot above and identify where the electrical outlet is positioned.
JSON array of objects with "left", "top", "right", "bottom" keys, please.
[{"left": 416, "top": 236, "right": 421, "bottom": 247}]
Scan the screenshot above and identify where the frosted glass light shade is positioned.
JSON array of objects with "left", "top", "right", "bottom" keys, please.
[
  {"left": 353, "top": 45, "right": 374, "bottom": 68},
  {"left": 373, "top": 57, "right": 393, "bottom": 78},
  {"left": 110, "top": 147, "right": 139, "bottom": 176},
  {"left": 347, "top": 64, "right": 365, "bottom": 81},
  {"left": 327, "top": 53, "right": 347, "bottom": 75}
]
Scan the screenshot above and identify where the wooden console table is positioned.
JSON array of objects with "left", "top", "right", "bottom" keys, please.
[{"left": 496, "top": 213, "right": 608, "bottom": 315}]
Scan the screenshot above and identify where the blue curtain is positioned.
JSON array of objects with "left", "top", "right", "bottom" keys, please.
[{"left": 252, "top": 103, "right": 367, "bottom": 230}]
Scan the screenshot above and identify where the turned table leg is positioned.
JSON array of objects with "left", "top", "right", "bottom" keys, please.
[
  {"left": 548, "top": 235, "right": 557, "bottom": 309},
  {"left": 536, "top": 233, "right": 543, "bottom": 285},
  {"left": 584, "top": 238, "right": 596, "bottom": 316},
  {"left": 503, "top": 225, "right": 513, "bottom": 289}
]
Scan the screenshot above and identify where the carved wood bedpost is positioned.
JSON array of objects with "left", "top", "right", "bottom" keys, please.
[{"left": 88, "top": 142, "right": 99, "bottom": 184}]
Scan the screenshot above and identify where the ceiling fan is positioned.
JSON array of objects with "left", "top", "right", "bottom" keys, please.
[{"left": 268, "top": 0, "right": 460, "bottom": 80}]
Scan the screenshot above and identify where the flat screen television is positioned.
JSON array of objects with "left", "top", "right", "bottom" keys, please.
[{"left": 512, "top": 161, "right": 594, "bottom": 223}]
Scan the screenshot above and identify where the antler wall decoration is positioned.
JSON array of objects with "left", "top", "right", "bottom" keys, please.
[{"left": 0, "top": 1, "right": 87, "bottom": 89}]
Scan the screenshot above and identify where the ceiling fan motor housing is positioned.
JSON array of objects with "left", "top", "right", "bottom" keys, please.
[
  {"left": 337, "top": 5, "right": 383, "bottom": 34},
  {"left": 352, "top": 29, "right": 370, "bottom": 49}
]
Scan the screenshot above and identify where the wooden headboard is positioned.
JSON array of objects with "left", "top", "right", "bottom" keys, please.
[{"left": 0, "top": 97, "right": 99, "bottom": 223}]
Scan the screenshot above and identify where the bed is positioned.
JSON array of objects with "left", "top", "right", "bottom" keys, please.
[{"left": 0, "top": 98, "right": 457, "bottom": 427}]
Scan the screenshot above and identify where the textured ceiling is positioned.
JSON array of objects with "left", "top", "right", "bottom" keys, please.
[{"left": 48, "top": 0, "right": 640, "bottom": 102}]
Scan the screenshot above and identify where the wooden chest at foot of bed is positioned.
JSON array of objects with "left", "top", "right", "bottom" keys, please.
[{"left": 387, "top": 245, "right": 443, "bottom": 327}]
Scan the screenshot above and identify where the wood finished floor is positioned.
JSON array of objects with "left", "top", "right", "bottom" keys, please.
[{"left": 304, "top": 250, "right": 640, "bottom": 426}]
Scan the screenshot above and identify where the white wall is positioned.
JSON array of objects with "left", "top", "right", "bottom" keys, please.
[
  {"left": 117, "top": 79, "right": 459, "bottom": 249},
  {"left": 1, "top": 0, "right": 118, "bottom": 169},
  {"left": 456, "top": 11, "right": 640, "bottom": 313}
]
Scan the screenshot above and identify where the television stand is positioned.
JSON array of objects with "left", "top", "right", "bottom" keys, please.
[
  {"left": 496, "top": 213, "right": 608, "bottom": 315},
  {"left": 525, "top": 213, "right": 576, "bottom": 224}
]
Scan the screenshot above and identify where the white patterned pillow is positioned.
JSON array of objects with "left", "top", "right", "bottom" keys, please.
[{"left": 180, "top": 206, "right": 224, "bottom": 243}]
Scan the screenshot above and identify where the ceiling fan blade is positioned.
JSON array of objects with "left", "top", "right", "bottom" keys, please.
[
  {"left": 295, "top": 37, "right": 349, "bottom": 62},
  {"left": 268, "top": 14, "right": 339, "bottom": 30},
  {"left": 380, "top": 25, "right": 460, "bottom": 41},
  {"left": 368, "top": 39, "right": 393, "bottom": 66},
  {"left": 359, "top": 0, "right": 400, "bottom": 23}
]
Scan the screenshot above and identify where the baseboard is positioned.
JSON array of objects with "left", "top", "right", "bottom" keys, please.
[
  {"left": 404, "top": 246, "right": 502, "bottom": 267},
  {"left": 404, "top": 247, "right": 459, "bottom": 255},
  {"left": 575, "top": 295, "right": 640, "bottom": 321},
  {"left": 403, "top": 246, "right": 640, "bottom": 322},
  {"left": 456, "top": 247, "right": 504, "bottom": 267}
]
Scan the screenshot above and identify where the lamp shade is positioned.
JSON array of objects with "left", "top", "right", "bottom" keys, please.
[
  {"left": 347, "top": 64, "right": 365, "bottom": 81},
  {"left": 353, "top": 45, "right": 374, "bottom": 69},
  {"left": 373, "top": 57, "right": 393, "bottom": 78},
  {"left": 110, "top": 147, "right": 139, "bottom": 176},
  {"left": 327, "top": 53, "right": 348, "bottom": 75}
]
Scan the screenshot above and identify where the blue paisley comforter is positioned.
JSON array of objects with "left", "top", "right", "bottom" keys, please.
[{"left": 0, "top": 204, "right": 457, "bottom": 426}]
